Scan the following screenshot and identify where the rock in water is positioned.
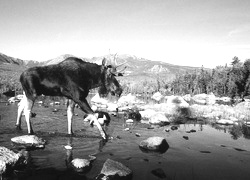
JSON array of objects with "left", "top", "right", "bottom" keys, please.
[
  {"left": 71, "top": 158, "right": 92, "bottom": 173},
  {"left": 151, "top": 168, "right": 167, "bottom": 179},
  {"left": 149, "top": 113, "right": 169, "bottom": 126},
  {"left": 96, "top": 159, "right": 132, "bottom": 180},
  {"left": 0, "top": 146, "right": 21, "bottom": 175},
  {"left": 216, "top": 119, "right": 234, "bottom": 125},
  {"left": 139, "top": 137, "right": 169, "bottom": 153},
  {"left": 11, "top": 135, "right": 46, "bottom": 150}
]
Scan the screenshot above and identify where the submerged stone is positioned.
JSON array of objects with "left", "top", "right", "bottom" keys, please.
[
  {"left": 151, "top": 168, "right": 167, "bottom": 179},
  {"left": 71, "top": 158, "right": 91, "bottom": 173},
  {"left": 139, "top": 137, "right": 169, "bottom": 153},
  {"left": 11, "top": 135, "right": 46, "bottom": 150},
  {"left": 96, "top": 159, "right": 132, "bottom": 180}
]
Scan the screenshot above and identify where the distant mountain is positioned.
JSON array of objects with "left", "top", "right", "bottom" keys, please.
[
  {"left": 0, "top": 53, "right": 39, "bottom": 67},
  {"left": 40, "top": 54, "right": 76, "bottom": 66},
  {"left": 0, "top": 52, "right": 203, "bottom": 94},
  {"left": 0, "top": 53, "right": 25, "bottom": 65},
  {"left": 84, "top": 54, "right": 200, "bottom": 81}
]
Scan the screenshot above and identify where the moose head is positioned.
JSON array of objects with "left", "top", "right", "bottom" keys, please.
[{"left": 99, "top": 54, "right": 127, "bottom": 97}]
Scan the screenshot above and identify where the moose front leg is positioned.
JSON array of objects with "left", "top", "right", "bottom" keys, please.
[
  {"left": 75, "top": 98, "right": 107, "bottom": 140},
  {"left": 66, "top": 99, "right": 75, "bottom": 135}
]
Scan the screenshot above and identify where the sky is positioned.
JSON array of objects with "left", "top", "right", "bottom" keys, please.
[{"left": 0, "top": 0, "right": 250, "bottom": 68}]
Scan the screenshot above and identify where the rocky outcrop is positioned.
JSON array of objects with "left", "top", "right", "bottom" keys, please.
[{"left": 96, "top": 159, "right": 132, "bottom": 180}]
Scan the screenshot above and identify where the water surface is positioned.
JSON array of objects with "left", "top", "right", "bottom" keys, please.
[{"left": 1, "top": 102, "right": 250, "bottom": 180}]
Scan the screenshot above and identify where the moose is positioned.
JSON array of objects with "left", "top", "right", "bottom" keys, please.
[{"left": 16, "top": 56, "right": 125, "bottom": 139}]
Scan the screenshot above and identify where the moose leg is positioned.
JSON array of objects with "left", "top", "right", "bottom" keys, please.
[
  {"left": 23, "top": 96, "right": 34, "bottom": 135},
  {"left": 75, "top": 98, "right": 107, "bottom": 139},
  {"left": 16, "top": 97, "right": 26, "bottom": 130},
  {"left": 66, "top": 99, "right": 75, "bottom": 135}
]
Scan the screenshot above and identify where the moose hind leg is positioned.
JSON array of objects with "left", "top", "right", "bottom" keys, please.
[
  {"left": 23, "top": 97, "right": 34, "bottom": 134},
  {"left": 66, "top": 99, "right": 75, "bottom": 135},
  {"left": 16, "top": 97, "right": 26, "bottom": 130}
]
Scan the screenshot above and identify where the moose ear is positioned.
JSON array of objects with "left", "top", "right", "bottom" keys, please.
[{"left": 102, "top": 58, "right": 107, "bottom": 66}]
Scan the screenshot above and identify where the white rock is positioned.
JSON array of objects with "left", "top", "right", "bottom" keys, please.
[
  {"left": 98, "top": 159, "right": 132, "bottom": 179},
  {"left": 71, "top": 158, "right": 90, "bottom": 168},
  {"left": 54, "top": 101, "right": 60, "bottom": 105},
  {"left": 151, "top": 92, "right": 163, "bottom": 102},
  {"left": 64, "top": 145, "right": 72, "bottom": 150},
  {"left": 107, "top": 103, "right": 118, "bottom": 112},
  {"left": 126, "top": 119, "right": 134, "bottom": 123},
  {"left": 139, "top": 137, "right": 169, "bottom": 152},
  {"left": 71, "top": 158, "right": 91, "bottom": 173},
  {"left": 217, "top": 119, "right": 234, "bottom": 125},
  {"left": 91, "top": 105, "right": 98, "bottom": 112},
  {"left": 118, "top": 106, "right": 133, "bottom": 112},
  {"left": 37, "top": 101, "right": 43, "bottom": 104},
  {"left": 166, "top": 95, "right": 189, "bottom": 108},
  {"left": 0, "top": 146, "right": 21, "bottom": 174},
  {"left": 139, "top": 109, "right": 157, "bottom": 120},
  {"left": 91, "top": 93, "right": 108, "bottom": 105},
  {"left": 118, "top": 93, "right": 136, "bottom": 106},
  {"left": 206, "top": 92, "right": 216, "bottom": 105},
  {"left": 183, "top": 94, "right": 191, "bottom": 102},
  {"left": 149, "top": 113, "right": 169, "bottom": 125},
  {"left": 11, "top": 135, "right": 46, "bottom": 149}
]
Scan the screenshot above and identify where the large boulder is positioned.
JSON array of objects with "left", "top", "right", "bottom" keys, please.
[
  {"left": 165, "top": 95, "right": 189, "bottom": 108},
  {"left": 96, "top": 159, "right": 132, "bottom": 180},
  {"left": 0, "top": 146, "right": 21, "bottom": 175},
  {"left": 149, "top": 113, "right": 169, "bottom": 126},
  {"left": 11, "top": 135, "right": 46, "bottom": 150},
  {"left": 139, "top": 137, "right": 169, "bottom": 153},
  {"left": 164, "top": 96, "right": 190, "bottom": 118}
]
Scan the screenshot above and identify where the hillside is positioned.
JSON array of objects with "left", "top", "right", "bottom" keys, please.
[{"left": 0, "top": 52, "right": 202, "bottom": 95}]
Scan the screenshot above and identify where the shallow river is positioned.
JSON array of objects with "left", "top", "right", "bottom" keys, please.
[{"left": 1, "top": 101, "right": 250, "bottom": 180}]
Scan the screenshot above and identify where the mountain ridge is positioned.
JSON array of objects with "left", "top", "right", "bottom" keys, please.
[{"left": 0, "top": 52, "right": 203, "bottom": 87}]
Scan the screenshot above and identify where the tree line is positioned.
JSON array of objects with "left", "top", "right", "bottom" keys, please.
[{"left": 170, "top": 57, "right": 250, "bottom": 101}]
